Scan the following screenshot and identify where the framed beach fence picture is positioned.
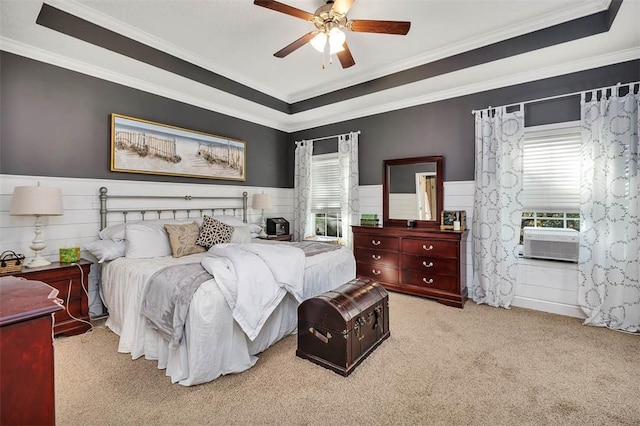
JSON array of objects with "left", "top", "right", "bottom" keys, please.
[{"left": 110, "top": 114, "right": 246, "bottom": 181}]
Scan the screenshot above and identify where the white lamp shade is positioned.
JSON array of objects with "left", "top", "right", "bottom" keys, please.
[
  {"left": 310, "top": 32, "right": 327, "bottom": 52},
  {"left": 328, "top": 27, "right": 346, "bottom": 54},
  {"left": 10, "top": 186, "right": 64, "bottom": 216},
  {"left": 252, "top": 193, "right": 273, "bottom": 210}
]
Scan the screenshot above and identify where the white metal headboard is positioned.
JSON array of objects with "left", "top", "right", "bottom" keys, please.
[{"left": 99, "top": 186, "right": 248, "bottom": 230}]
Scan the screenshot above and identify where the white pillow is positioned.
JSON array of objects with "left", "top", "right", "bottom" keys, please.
[
  {"left": 212, "top": 215, "right": 246, "bottom": 227},
  {"left": 84, "top": 240, "right": 126, "bottom": 263},
  {"left": 125, "top": 222, "right": 173, "bottom": 258},
  {"left": 99, "top": 223, "right": 127, "bottom": 241},
  {"left": 100, "top": 218, "right": 203, "bottom": 241},
  {"left": 248, "top": 223, "right": 262, "bottom": 234},
  {"left": 230, "top": 225, "right": 252, "bottom": 244}
]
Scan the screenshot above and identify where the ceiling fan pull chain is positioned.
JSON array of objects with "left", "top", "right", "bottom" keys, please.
[{"left": 322, "top": 41, "right": 328, "bottom": 69}]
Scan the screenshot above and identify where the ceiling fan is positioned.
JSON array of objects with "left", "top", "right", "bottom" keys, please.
[{"left": 253, "top": 0, "right": 411, "bottom": 68}]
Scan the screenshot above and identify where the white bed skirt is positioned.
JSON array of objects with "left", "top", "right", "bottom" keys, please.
[{"left": 101, "top": 246, "right": 355, "bottom": 386}]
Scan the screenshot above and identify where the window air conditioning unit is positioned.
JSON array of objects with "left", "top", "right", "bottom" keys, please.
[{"left": 523, "top": 227, "right": 579, "bottom": 262}]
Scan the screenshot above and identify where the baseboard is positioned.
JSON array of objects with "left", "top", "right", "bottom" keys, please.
[{"left": 512, "top": 296, "right": 586, "bottom": 319}]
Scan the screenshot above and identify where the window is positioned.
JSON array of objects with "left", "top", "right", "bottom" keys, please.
[
  {"left": 311, "top": 153, "right": 342, "bottom": 238},
  {"left": 314, "top": 212, "right": 342, "bottom": 238},
  {"left": 521, "top": 122, "right": 581, "bottom": 243}
]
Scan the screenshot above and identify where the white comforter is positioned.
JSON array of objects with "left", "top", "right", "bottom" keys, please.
[
  {"left": 101, "top": 241, "right": 355, "bottom": 386},
  {"left": 203, "top": 243, "right": 305, "bottom": 340}
]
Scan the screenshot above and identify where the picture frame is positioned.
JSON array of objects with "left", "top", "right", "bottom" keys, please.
[
  {"left": 440, "top": 210, "right": 467, "bottom": 231},
  {"left": 110, "top": 113, "right": 246, "bottom": 181}
]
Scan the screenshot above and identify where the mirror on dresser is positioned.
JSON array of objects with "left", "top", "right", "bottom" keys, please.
[{"left": 383, "top": 156, "right": 443, "bottom": 228}]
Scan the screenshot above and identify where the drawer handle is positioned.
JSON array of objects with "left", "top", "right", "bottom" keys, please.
[
  {"left": 422, "top": 261, "right": 434, "bottom": 268},
  {"left": 422, "top": 278, "right": 434, "bottom": 284},
  {"left": 372, "top": 254, "right": 381, "bottom": 260},
  {"left": 422, "top": 244, "right": 434, "bottom": 251},
  {"left": 372, "top": 240, "right": 381, "bottom": 246},
  {"left": 372, "top": 269, "right": 381, "bottom": 275}
]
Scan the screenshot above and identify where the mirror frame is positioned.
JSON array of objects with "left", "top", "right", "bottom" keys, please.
[{"left": 383, "top": 155, "right": 444, "bottom": 228}]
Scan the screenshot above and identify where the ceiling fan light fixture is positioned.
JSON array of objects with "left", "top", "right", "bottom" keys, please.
[
  {"left": 328, "top": 27, "right": 346, "bottom": 52},
  {"left": 254, "top": 0, "right": 410, "bottom": 69},
  {"left": 310, "top": 32, "right": 327, "bottom": 52}
]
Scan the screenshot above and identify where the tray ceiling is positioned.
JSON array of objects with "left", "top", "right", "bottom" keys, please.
[{"left": 1, "top": 0, "right": 638, "bottom": 131}]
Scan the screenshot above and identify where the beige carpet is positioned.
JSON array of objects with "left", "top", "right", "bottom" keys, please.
[{"left": 54, "top": 293, "right": 639, "bottom": 425}]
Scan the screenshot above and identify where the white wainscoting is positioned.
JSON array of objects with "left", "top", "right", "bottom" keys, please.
[
  {"left": 359, "top": 181, "right": 584, "bottom": 319},
  {"left": 0, "top": 174, "right": 294, "bottom": 316},
  {"left": 1, "top": 175, "right": 584, "bottom": 319}
]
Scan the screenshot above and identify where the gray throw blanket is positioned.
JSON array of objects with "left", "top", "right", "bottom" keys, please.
[
  {"left": 141, "top": 263, "right": 212, "bottom": 349},
  {"left": 291, "top": 241, "right": 341, "bottom": 257},
  {"left": 140, "top": 241, "right": 339, "bottom": 348}
]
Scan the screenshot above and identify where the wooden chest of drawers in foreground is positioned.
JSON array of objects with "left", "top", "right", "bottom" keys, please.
[{"left": 352, "top": 226, "right": 467, "bottom": 308}]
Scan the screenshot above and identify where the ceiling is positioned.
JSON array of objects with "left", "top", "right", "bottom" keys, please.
[{"left": 1, "top": 0, "right": 638, "bottom": 132}]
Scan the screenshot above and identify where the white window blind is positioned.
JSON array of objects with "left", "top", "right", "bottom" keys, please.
[
  {"left": 523, "top": 122, "right": 581, "bottom": 211},
  {"left": 311, "top": 153, "right": 340, "bottom": 211}
]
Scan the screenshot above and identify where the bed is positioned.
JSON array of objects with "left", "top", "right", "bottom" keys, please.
[{"left": 88, "top": 187, "right": 356, "bottom": 386}]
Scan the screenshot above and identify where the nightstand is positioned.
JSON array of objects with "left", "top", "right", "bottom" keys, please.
[
  {"left": 260, "top": 234, "right": 293, "bottom": 242},
  {"left": 8, "top": 259, "right": 92, "bottom": 336}
]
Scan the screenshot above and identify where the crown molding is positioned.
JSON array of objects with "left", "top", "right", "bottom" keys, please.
[
  {"left": 0, "top": 37, "right": 289, "bottom": 132},
  {"left": 284, "top": 47, "right": 640, "bottom": 132},
  {"left": 2, "top": 37, "right": 636, "bottom": 134},
  {"left": 286, "top": 0, "right": 613, "bottom": 103},
  {"left": 45, "top": 0, "right": 288, "bottom": 103}
]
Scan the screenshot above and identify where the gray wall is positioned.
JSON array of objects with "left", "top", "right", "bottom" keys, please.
[
  {"left": 292, "top": 60, "right": 639, "bottom": 185},
  {"left": 2, "top": 52, "right": 638, "bottom": 188},
  {"left": 0, "top": 52, "right": 293, "bottom": 187},
  {"left": 389, "top": 163, "right": 437, "bottom": 193}
]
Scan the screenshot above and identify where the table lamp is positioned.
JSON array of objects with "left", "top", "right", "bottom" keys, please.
[
  {"left": 252, "top": 193, "right": 273, "bottom": 238},
  {"left": 10, "top": 184, "right": 64, "bottom": 267}
]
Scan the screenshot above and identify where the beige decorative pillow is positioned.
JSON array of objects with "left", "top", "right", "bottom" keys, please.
[
  {"left": 195, "top": 216, "right": 234, "bottom": 249},
  {"left": 164, "top": 222, "right": 206, "bottom": 258}
]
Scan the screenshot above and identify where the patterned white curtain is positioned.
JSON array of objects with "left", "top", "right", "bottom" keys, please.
[
  {"left": 338, "top": 132, "right": 359, "bottom": 248},
  {"left": 578, "top": 85, "right": 640, "bottom": 332},
  {"left": 293, "top": 140, "right": 314, "bottom": 241},
  {"left": 472, "top": 106, "right": 525, "bottom": 308}
]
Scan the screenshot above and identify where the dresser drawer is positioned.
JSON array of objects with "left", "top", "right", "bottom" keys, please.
[
  {"left": 402, "top": 238, "right": 458, "bottom": 258},
  {"left": 44, "top": 277, "right": 83, "bottom": 300},
  {"left": 14, "top": 260, "right": 92, "bottom": 336},
  {"left": 401, "top": 254, "right": 458, "bottom": 276},
  {"left": 354, "top": 234, "right": 399, "bottom": 251},
  {"left": 356, "top": 262, "right": 399, "bottom": 283},
  {"left": 53, "top": 299, "right": 84, "bottom": 325},
  {"left": 354, "top": 248, "right": 399, "bottom": 268},
  {"left": 402, "top": 270, "right": 458, "bottom": 293}
]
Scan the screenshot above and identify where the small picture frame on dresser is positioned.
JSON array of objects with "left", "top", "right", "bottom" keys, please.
[{"left": 441, "top": 210, "right": 466, "bottom": 231}]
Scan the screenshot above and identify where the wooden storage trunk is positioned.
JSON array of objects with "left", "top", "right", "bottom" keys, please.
[{"left": 297, "top": 278, "right": 390, "bottom": 376}]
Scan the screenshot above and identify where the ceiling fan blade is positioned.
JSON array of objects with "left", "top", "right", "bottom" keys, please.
[
  {"left": 336, "top": 42, "right": 355, "bottom": 68},
  {"left": 274, "top": 31, "right": 316, "bottom": 58},
  {"left": 253, "top": 0, "right": 314, "bottom": 21},
  {"left": 331, "top": 0, "right": 355, "bottom": 15},
  {"left": 349, "top": 19, "right": 411, "bottom": 35}
]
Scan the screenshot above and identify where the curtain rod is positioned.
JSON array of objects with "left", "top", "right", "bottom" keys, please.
[
  {"left": 471, "top": 81, "right": 639, "bottom": 115},
  {"left": 296, "top": 130, "right": 361, "bottom": 144}
]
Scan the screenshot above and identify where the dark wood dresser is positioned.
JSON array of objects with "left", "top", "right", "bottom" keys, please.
[
  {"left": 352, "top": 226, "right": 467, "bottom": 308},
  {"left": 9, "top": 259, "right": 92, "bottom": 336},
  {"left": 0, "top": 276, "right": 63, "bottom": 425}
]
